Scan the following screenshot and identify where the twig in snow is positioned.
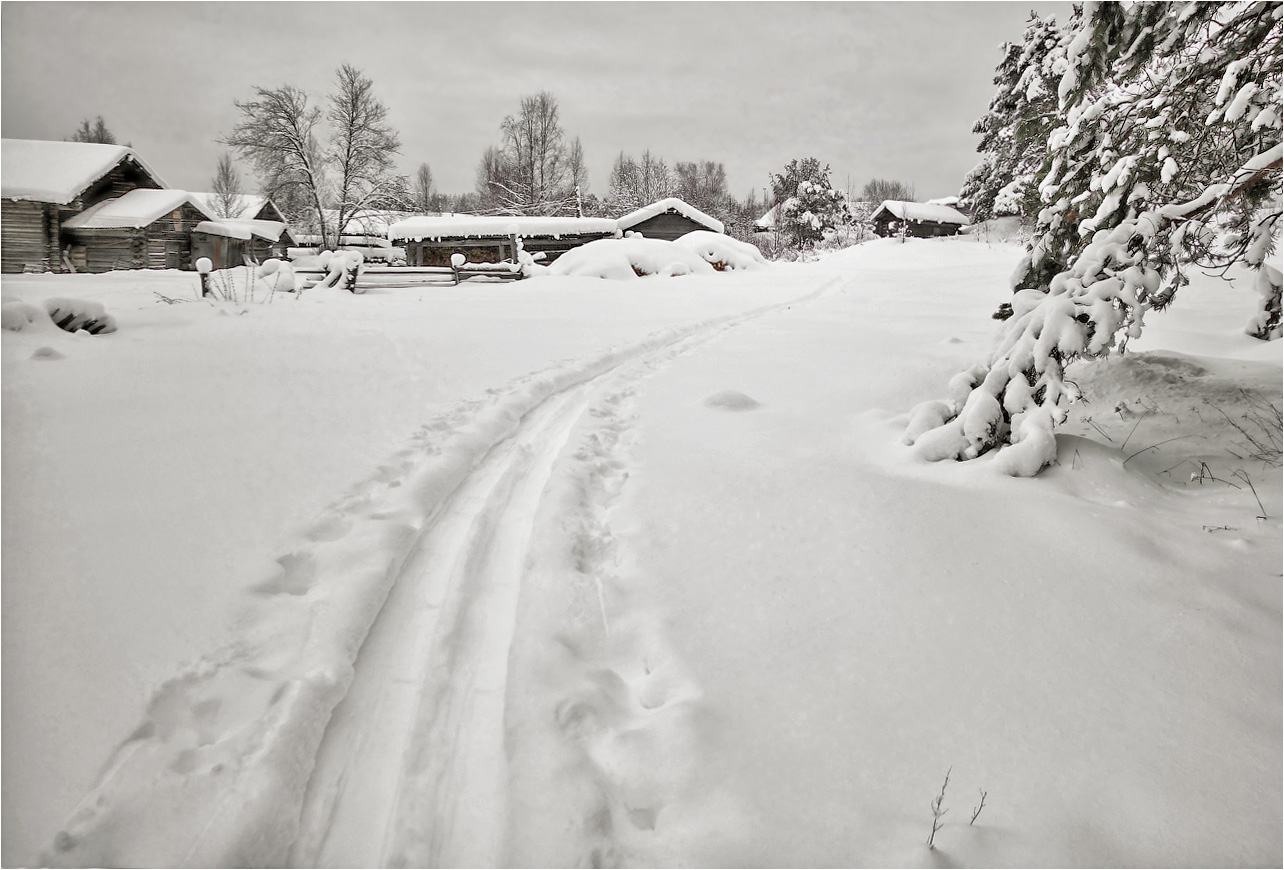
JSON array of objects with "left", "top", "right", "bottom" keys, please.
[
  {"left": 1122, "top": 435, "right": 1195, "bottom": 465},
  {"left": 926, "top": 767, "right": 951, "bottom": 849},
  {"left": 1232, "top": 470, "right": 1267, "bottom": 518},
  {"left": 1119, "top": 409, "right": 1150, "bottom": 452},
  {"left": 970, "top": 789, "right": 988, "bottom": 825}
]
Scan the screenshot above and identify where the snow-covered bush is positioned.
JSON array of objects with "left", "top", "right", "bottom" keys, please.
[
  {"left": 907, "top": 1, "right": 1282, "bottom": 477},
  {"left": 672, "top": 231, "right": 768, "bottom": 271},
  {"left": 1, "top": 300, "right": 51, "bottom": 332},
  {"left": 777, "top": 179, "right": 854, "bottom": 250},
  {"left": 541, "top": 237, "right": 715, "bottom": 280},
  {"left": 44, "top": 298, "right": 118, "bottom": 334}
]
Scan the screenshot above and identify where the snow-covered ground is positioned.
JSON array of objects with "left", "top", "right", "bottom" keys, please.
[{"left": 2, "top": 237, "right": 1279, "bottom": 867}]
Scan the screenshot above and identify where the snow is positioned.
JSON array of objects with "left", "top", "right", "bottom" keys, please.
[
  {"left": 540, "top": 237, "right": 717, "bottom": 279},
  {"left": 190, "top": 192, "right": 271, "bottom": 221},
  {"left": 193, "top": 220, "right": 252, "bottom": 240},
  {"left": 671, "top": 230, "right": 768, "bottom": 271},
  {"left": 193, "top": 218, "right": 288, "bottom": 242},
  {"left": 62, "top": 189, "right": 208, "bottom": 230},
  {"left": 2, "top": 236, "right": 1279, "bottom": 867},
  {"left": 873, "top": 199, "right": 972, "bottom": 226},
  {"left": 387, "top": 214, "right": 618, "bottom": 242},
  {"left": 1, "top": 139, "right": 168, "bottom": 205},
  {"left": 616, "top": 197, "right": 726, "bottom": 234}
]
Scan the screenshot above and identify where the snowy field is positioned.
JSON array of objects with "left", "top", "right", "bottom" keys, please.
[{"left": 2, "top": 236, "right": 1280, "bottom": 867}]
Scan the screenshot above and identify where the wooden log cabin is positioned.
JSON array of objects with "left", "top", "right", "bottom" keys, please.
[
  {"left": 387, "top": 214, "right": 619, "bottom": 266},
  {"left": 2, "top": 138, "right": 168, "bottom": 273},
  {"left": 616, "top": 197, "right": 725, "bottom": 241},
  {"left": 870, "top": 200, "right": 970, "bottom": 238},
  {"left": 60, "top": 189, "right": 212, "bottom": 272}
]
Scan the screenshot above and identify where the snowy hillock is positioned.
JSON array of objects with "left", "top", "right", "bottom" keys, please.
[
  {"left": 671, "top": 231, "right": 768, "bottom": 272},
  {"left": 542, "top": 237, "right": 716, "bottom": 280}
]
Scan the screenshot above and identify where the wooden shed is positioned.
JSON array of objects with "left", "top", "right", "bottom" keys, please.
[
  {"left": 60, "top": 189, "right": 212, "bottom": 272},
  {"left": 617, "top": 197, "right": 724, "bottom": 241},
  {"left": 387, "top": 214, "right": 619, "bottom": 266},
  {"left": 870, "top": 200, "right": 970, "bottom": 238},
  {"left": 1, "top": 138, "right": 166, "bottom": 273},
  {"left": 191, "top": 219, "right": 294, "bottom": 268}
]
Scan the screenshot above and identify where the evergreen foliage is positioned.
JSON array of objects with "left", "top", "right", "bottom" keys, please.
[{"left": 907, "top": 0, "right": 1282, "bottom": 476}]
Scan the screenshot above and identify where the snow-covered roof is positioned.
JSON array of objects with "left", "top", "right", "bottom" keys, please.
[
  {"left": 387, "top": 214, "right": 619, "bottom": 242},
  {"left": 753, "top": 205, "right": 779, "bottom": 229},
  {"left": 193, "top": 220, "right": 252, "bottom": 241},
  {"left": 924, "top": 196, "right": 961, "bottom": 207},
  {"left": 61, "top": 189, "right": 209, "bottom": 230},
  {"left": 193, "top": 218, "right": 288, "bottom": 242},
  {"left": 191, "top": 192, "right": 272, "bottom": 221},
  {"left": 871, "top": 200, "right": 970, "bottom": 226},
  {"left": 617, "top": 197, "right": 725, "bottom": 234},
  {"left": 1, "top": 138, "right": 167, "bottom": 204}
]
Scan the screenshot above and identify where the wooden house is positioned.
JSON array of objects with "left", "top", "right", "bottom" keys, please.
[
  {"left": 60, "top": 189, "right": 212, "bottom": 272},
  {"left": 2, "top": 138, "right": 166, "bottom": 273},
  {"left": 870, "top": 200, "right": 970, "bottom": 238},
  {"left": 387, "top": 214, "right": 619, "bottom": 266},
  {"left": 617, "top": 197, "right": 724, "bottom": 240}
]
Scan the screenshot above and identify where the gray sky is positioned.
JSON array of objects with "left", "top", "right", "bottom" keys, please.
[{"left": 2, "top": 1, "right": 1071, "bottom": 202}]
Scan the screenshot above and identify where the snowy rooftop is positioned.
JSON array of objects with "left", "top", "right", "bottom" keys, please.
[
  {"left": 387, "top": 214, "right": 619, "bottom": 241},
  {"left": 617, "top": 197, "right": 725, "bottom": 234},
  {"left": 194, "top": 218, "right": 288, "bottom": 242},
  {"left": 872, "top": 200, "right": 970, "bottom": 225},
  {"left": 62, "top": 189, "right": 208, "bottom": 230},
  {"left": 191, "top": 193, "right": 272, "bottom": 221},
  {"left": 1, "top": 138, "right": 167, "bottom": 205}
]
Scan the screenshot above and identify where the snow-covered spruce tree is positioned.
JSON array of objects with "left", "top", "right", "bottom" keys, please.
[
  {"left": 906, "top": 1, "right": 1282, "bottom": 477},
  {"left": 959, "top": 12, "right": 1064, "bottom": 224},
  {"left": 773, "top": 159, "right": 853, "bottom": 250}
]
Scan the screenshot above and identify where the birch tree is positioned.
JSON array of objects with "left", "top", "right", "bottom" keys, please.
[
  {"left": 209, "top": 152, "right": 245, "bottom": 219},
  {"left": 223, "top": 66, "right": 403, "bottom": 250}
]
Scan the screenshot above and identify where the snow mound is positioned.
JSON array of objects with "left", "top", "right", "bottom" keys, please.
[
  {"left": 544, "top": 238, "right": 716, "bottom": 280},
  {"left": 672, "top": 231, "right": 768, "bottom": 271},
  {"left": 44, "top": 298, "right": 117, "bottom": 335},
  {"left": 703, "top": 390, "right": 762, "bottom": 411},
  {"left": 2, "top": 300, "right": 52, "bottom": 332}
]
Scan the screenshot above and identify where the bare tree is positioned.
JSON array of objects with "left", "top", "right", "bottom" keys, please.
[
  {"left": 69, "top": 116, "right": 117, "bottom": 145},
  {"left": 566, "top": 137, "right": 589, "bottom": 216},
  {"left": 608, "top": 150, "right": 675, "bottom": 214},
  {"left": 209, "top": 152, "right": 245, "bottom": 219},
  {"left": 860, "top": 177, "right": 916, "bottom": 204},
  {"left": 223, "top": 84, "right": 330, "bottom": 246},
  {"left": 329, "top": 64, "right": 402, "bottom": 243},
  {"left": 675, "top": 160, "right": 730, "bottom": 217},
  {"left": 223, "top": 65, "right": 402, "bottom": 250},
  {"left": 413, "top": 162, "right": 436, "bottom": 213},
  {"left": 481, "top": 91, "right": 576, "bottom": 215}
]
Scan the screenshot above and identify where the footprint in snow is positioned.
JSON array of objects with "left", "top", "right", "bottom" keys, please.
[
  {"left": 703, "top": 390, "right": 761, "bottom": 412},
  {"left": 31, "top": 346, "right": 64, "bottom": 360}
]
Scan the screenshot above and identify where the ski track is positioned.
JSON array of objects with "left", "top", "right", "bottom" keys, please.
[{"left": 43, "top": 277, "right": 844, "bottom": 868}]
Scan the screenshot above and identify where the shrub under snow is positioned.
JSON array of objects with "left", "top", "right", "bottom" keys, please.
[
  {"left": 672, "top": 231, "right": 769, "bottom": 271},
  {"left": 542, "top": 237, "right": 715, "bottom": 280}
]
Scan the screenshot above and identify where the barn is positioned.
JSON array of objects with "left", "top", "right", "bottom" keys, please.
[
  {"left": 60, "top": 189, "right": 212, "bottom": 272},
  {"left": 1, "top": 138, "right": 166, "bottom": 273},
  {"left": 388, "top": 214, "right": 619, "bottom": 266},
  {"left": 617, "top": 197, "right": 724, "bottom": 240},
  {"left": 870, "top": 200, "right": 970, "bottom": 238}
]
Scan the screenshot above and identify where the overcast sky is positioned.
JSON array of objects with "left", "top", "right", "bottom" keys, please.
[{"left": 2, "top": 2, "right": 1071, "bottom": 203}]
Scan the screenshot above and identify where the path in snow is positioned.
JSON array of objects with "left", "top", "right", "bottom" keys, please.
[{"left": 44, "top": 277, "right": 843, "bottom": 868}]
